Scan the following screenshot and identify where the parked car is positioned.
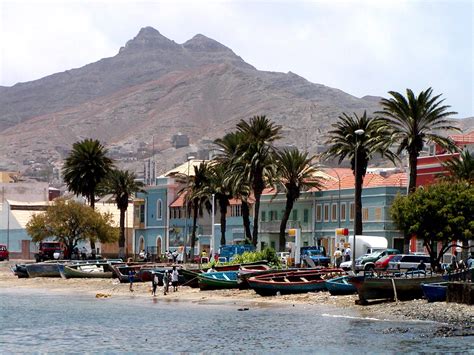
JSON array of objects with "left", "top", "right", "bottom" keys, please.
[
  {"left": 355, "top": 249, "right": 400, "bottom": 272},
  {"left": 387, "top": 254, "right": 431, "bottom": 272},
  {"left": 374, "top": 254, "right": 400, "bottom": 271},
  {"left": 340, "top": 255, "right": 366, "bottom": 271},
  {"left": 0, "top": 244, "right": 9, "bottom": 261}
]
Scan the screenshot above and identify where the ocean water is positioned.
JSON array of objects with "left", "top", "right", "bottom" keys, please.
[{"left": 0, "top": 289, "right": 472, "bottom": 354}]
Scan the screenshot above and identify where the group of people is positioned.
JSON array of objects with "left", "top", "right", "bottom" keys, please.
[
  {"left": 165, "top": 250, "right": 185, "bottom": 264},
  {"left": 333, "top": 247, "right": 351, "bottom": 267},
  {"left": 151, "top": 266, "right": 180, "bottom": 296}
]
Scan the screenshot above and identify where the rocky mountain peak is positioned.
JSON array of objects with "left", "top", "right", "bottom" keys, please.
[
  {"left": 183, "top": 34, "right": 232, "bottom": 53},
  {"left": 119, "top": 26, "right": 179, "bottom": 53}
]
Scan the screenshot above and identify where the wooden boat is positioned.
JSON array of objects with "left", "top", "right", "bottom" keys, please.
[
  {"left": 248, "top": 269, "right": 344, "bottom": 296},
  {"left": 180, "top": 269, "right": 202, "bottom": 288},
  {"left": 422, "top": 282, "right": 448, "bottom": 302},
  {"left": 325, "top": 276, "right": 356, "bottom": 295},
  {"left": 25, "top": 262, "right": 62, "bottom": 278},
  {"left": 61, "top": 263, "right": 115, "bottom": 279},
  {"left": 349, "top": 272, "right": 445, "bottom": 303},
  {"left": 198, "top": 271, "right": 239, "bottom": 290},
  {"left": 11, "top": 264, "right": 29, "bottom": 278}
]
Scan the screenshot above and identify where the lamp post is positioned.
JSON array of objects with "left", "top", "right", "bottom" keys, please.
[
  {"left": 183, "top": 155, "right": 195, "bottom": 263},
  {"left": 352, "top": 129, "right": 365, "bottom": 272}
]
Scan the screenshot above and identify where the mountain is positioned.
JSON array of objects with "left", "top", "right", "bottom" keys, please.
[{"left": 0, "top": 27, "right": 470, "bottom": 179}]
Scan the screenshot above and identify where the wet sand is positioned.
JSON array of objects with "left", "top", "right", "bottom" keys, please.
[{"left": 1, "top": 261, "right": 472, "bottom": 336}]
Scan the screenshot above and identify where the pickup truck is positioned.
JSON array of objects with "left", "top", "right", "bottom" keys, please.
[
  {"left": 300, "top": 246, "right": 330, "bottom": 267},
  {"left": 34, "top": 241, "right": 65, "bottom": 262}
]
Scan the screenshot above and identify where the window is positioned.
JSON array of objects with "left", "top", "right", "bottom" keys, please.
[
  {"left": 374, "top": 207, "right": 382, "bottom": 221},
  {"left": 331, "top": 203, "right": 338, "bottom": 222},
  {"left": 292, "top": 209, "right": 298, "bottom": 221},
  {"left": 324, "top": 204, "right": 329, "bottom": 222},
  {"left": 340, "top": 203, "right": 346, "bottom": 221},
  {"left": 139, "top": 204, "right": 145, "bottom": 223},
  {"left": 362, "top": 207, "right": 369, "bottom": 221},
  {"left": 231, "top": 205, "right": 242, "bottom": 217},
  {"left": 316, "top": 204, "right": 322, "bottom": 222},
  {"left": 156, "top": 199, "right": 163, "bottom": 220},
  {"left": 270, "top": 210, "right": 278, "bottom": 221},
  {"left": 349, "top": 203, "right": 354, "bottom": 221},
  {"left": 303, "top": 209, "right": 309, "bottom": 223},
  {"left": 261, "top": 211, "right": 266, "bottom": 222}
]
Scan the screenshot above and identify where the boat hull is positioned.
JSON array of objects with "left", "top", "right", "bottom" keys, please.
[
  {"left": 198, "top": 271, "right": 239, "bottom": 290},
  {"left": 25, "top": 263, "right": 61, "bottom": 278},
  {"left": 61, "top": 264, "right": 114, "bottom": 279},
  {"left": 325, "top": 276, "right": 357, "bottom": 295},
  {"left": 422, "top": 282, "right": 448, "bottom": 302}
]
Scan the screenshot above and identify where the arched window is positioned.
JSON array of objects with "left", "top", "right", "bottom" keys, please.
[{"left": 156, "top": 199, "right": 163, "bottom": 220}]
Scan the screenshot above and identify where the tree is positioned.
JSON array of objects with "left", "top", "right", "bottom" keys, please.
[
  {"left": 391, "top": 182, "right": 474, "bottom": 268},
  {"left": 208, "top": 163, "right": 232, "bottom": 246},
  {"left": 62, "top": 139, "right": 114, "bottom": 209},
  {"left": 235, "top": 116, "right": 282, "bottom": 246},
  {"left": 443, "top": 150, "right": 474, "bottom": 185},
  {"left": 275, "top": 148, "right": 322, "bottom": 251},
  {"left": 98, "top": 169, "right": 144, "bottom": 258},
  {"left": 214, "top": 131, "right": 252, "bottom": 243},
  {"left": 178, "top": 162, "right": 212, "bottom": 260},
  {"left": 323, "top": 111, "right": 396, "bottom": 235},
  {"left": 26, "top": 199, "right": 118, "bottom": 259},
  {"left": 377, "top": 88, "right": 459, "bottom": 194}
]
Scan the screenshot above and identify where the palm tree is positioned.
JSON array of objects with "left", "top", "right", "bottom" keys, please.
[
  {"left": 443, "top": 150, "right": 474, "bottom": 185},
  {"left": 62, "top": 139, "right": 114, "bottom": 209},
  {"left": 276, "top": 148, "right": 323, "bottom": 251},
  {"left": 235, "top": 116, "right": 282, "bottom": 246},
  {"left": 179, "top": 162, "right": 212, "bottom": 260},
  {"left": 208, "top": 163, "right": 232, "bottom": 246},
  {"left": 62, "top": 138, "right": 114, "bottom": 255},
  {"left": 324, "top": 111, "right": 396, "bottom": 236},
  {"left": 377, "top": 88, "right": 460, "bottom": 193},
  {"left": 99, "top": 169, "right": 144, "bottom": 258},
  {"left": 215, "top": 131, "right": 252, "bottom": 242}
]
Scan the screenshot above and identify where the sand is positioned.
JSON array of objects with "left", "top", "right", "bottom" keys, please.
[{"left": 1, "top": 261, "right": 472, "bottom": 336}]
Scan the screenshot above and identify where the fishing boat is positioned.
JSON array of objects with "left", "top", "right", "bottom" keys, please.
[
  {"left": 25, "top": 262, "right": 62, "bottom": 278},
  {"left": 11, "top": 264, "right": 29, "bottom": 278},
  {"left": 325, "top": 276, "right": 357, "bottom": 295},
  {"left": 180, "top": 268, "right": 202, "bottom": 288},
  {"left": 198, "top": 271, "right": 239, "bottom": 290},
  {"left": 247, "top": 269, "right": 344, "bottom": 296},
  {"left": 61, "top": 263, "right": 116, "bottom": 279},
  {"left": 421, "top": 282, "right": 448, "bottom": 302}
]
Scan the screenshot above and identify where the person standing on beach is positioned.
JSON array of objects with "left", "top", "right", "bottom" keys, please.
[
  {"left": 334, "top": 248, "right": 342, "bottom": 267},
  {"left": 128, "top": 270, "right": 135, "bottom": 292},
  {"left": 163, "top": 270, "right": 170, "bottom": 295},
  {"left": 152, "top": 273, "right": 159, "bottom": 296},
  {"left": 171, "top": 266, "right": 179, "bottom": 292}
]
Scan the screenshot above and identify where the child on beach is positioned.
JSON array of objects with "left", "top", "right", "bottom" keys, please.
[
  {"left": 128, "top": 270, "right": 135, "bottom": 292},
  {"left": 152, "top": 273, "right": 159, "bottom": 296},
  {"left": 163, "top": 270, "right": 170, "bottom": 295},
  {"left": 171, "top": 266, "right": 179, "bottom": 292}
]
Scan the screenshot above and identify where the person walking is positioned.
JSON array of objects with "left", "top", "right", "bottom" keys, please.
[
  {"left": 334, "top": 248, "right": 342, "bottom": 268},
  {"left": 128, "top": 270, "right": 135, "bottom": 292},
  {"left": 344, "top": 247, "right": 351, "bottom": 262},
  {"left": 152, "top": 273, "right": 159, "bottom": 296},
  {"left": 171, "top": 266, "right": 179, "bottom": 292},
  {"left": 163, "top": 270, "right": 170, "bottom": 295}
]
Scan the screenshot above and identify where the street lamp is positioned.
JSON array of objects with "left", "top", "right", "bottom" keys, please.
[
  {"left": 352, "top": 129, "right": 365, "bottom": 272},
  {"left": 183, "top": 155, "right": 195, "bottom": 263}
]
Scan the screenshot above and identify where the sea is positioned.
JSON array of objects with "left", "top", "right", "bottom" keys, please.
[{"left": 0, "top": 288, "right": 472, "bottom": 354}]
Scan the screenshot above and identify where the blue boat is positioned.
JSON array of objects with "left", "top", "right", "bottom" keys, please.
[
  {"left": 325, "top": 276, "right": 357, "bottom": 295},
  {"left": 198, "top": 271, "right": 239, "bottom": 290},
  {"left": 422, "top": 282, "right": 448, "bottom": 302}
]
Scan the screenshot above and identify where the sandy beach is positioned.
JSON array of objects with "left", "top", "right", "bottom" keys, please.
[{"left": 1, "top": 261, "right": 472, "bottom": 337}]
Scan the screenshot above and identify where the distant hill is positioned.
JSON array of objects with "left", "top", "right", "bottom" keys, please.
[{"left": 0, "top": 26, "right": 471, "bottom": 179}]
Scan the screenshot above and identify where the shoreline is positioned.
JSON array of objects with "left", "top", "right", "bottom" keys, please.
[{"left": 1, "top": 261, "right": 472, "bottom": 337}]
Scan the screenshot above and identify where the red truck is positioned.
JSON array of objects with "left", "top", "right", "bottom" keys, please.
[
  {"left": 34, "top": 241, "right": 65, "bottom": 262},
  {"left": 0, "top": 244, "right": 9, "bottom": 261}
]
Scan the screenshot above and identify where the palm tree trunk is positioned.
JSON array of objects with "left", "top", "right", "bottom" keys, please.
[
  {"left": 252, "top": 192, "right": 262, "bottom": 248},
  {"left": 241, "top": 201, "right": 252, "bottom": 242},
  {"left": 89, "top": 192, "right": 96, "bottom": 255},
  {"left": 219, "top": 197, "right": 227, "bottom": 247},
  {"left": 354, "top": 171, "right": 363, "bottom": 236},
  {"left": 279, "top": 196, "right": 294, "bottom": 251},
  {"left": 190, "top": 203, "right": 199, "bottom": 260},
  {"left": 408, "top": 151, "right": 418, "bottom": 194},
  {"left": 118, "top": 208, "right": 126, "bottom": 259}
]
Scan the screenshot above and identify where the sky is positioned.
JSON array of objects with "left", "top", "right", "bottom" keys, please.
[{"left": 0, "top": 0, "right": 473, "bottom": 117}]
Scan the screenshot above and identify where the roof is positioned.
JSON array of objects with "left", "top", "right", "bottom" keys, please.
[{"left": 162, "top": 160, "right": 206, "bottom": 178}]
